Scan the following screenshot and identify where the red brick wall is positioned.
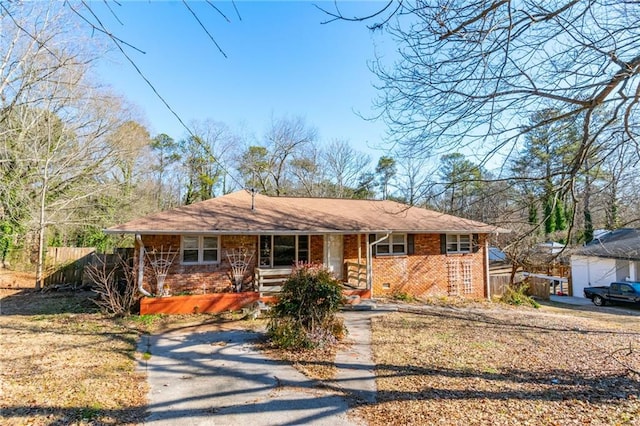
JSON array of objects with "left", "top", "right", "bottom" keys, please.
[
  {"left": 342, "top": 233, "right": 487, "bottom": 299},
  {"left": 136, "top": 234, "right": 328, "bottom": 295},
  {"left": 310, "top": 235, "right": 324, "bottom": 264},
  {"left": 138, "top": 235, "right": 258, "bottom": 295},
  {"left": 134, "top": 232, "right": 487, "bottom": 298}
]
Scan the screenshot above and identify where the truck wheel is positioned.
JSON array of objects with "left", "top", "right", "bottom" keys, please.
[{"left": 593, "top": 295, "right": 606, "bottom": 306}]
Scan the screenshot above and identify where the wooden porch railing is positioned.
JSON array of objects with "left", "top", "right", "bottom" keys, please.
[
  {"left": 346, "top": 261, "right": 367, "bottom": 289},
  {"left": 255, "top": 267, "right": 292, "bottom": 295}
]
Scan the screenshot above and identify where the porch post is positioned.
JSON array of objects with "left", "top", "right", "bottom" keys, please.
[
  {"left": 135, "top": 234, "right": 151, "bottom": 297},
  {"left": 367, "top": 233, "right": 390, "bottom": 298},
  {"left": 366, "top": 241, "right": 372, "bottom": 294}
]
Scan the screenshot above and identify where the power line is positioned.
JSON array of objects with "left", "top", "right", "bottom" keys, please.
[{"left": 68, "top": 1, "right": 247, "bottom": 192}]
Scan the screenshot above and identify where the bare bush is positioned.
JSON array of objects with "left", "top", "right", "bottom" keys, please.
[{"left": 85, "top": 254, "right": 137, "bottom": 316}]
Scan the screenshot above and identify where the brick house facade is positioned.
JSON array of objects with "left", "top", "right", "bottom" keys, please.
[
  {"left": 136, "top": 232, "right": 488, "bottom": 299},
  {"left": 109, "top": 191, "right": 507, "bottom": 300}
]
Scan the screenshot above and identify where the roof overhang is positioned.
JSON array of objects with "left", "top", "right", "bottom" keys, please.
[{"left": 104, "top": 228, "right": 509, "bottom": 235}]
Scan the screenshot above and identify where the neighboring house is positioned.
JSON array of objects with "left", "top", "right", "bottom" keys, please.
[
  {"left": 571, "top": 228, "right": 640, "bottom": 298},
  {"left": 106, "top": 190, "right": 509, "bottom": 299}
]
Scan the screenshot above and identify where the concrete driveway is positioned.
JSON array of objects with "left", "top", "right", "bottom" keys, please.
[{"left": 137, "top": 313, "right": 377, "bottom": 425}]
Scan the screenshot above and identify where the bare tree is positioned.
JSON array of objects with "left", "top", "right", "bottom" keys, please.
[
  {"left": 0, "top": 2, "right": 133, "bottom": 289},
  {"left": 321, "top": 1, "right": 640, "bottom": 195},
  {"left": 238, "top": 116, "right": 317, "bottom": 196},
  {"left": 393, "top": 155, "right": 432, "bottom": 206},
  {"left": 290, "top": 147, "right": 324, "bottom": 196},
  {"left": 323, "top": 140, "right": 372, "bottom": 198},
  {"left": 180, "top": 120, "right": 238, "bottom": 204},
  {"left": 108, "top": 120, "right": 153, "bottom": 196},
  {"left": 150, "top": 133, "right": 181, "bottom": 209},
  {"left": 325, "top": 0, "right": 640, "bottom": 240}
]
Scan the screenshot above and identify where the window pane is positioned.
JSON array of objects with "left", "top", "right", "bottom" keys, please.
[
  {"left": 298, "top": 235, "right": 309, "bottom": 249},
  {"left": 297, "top": 235, "right": 309, "bottom": 263},
  {"left": 273, "top": 235, "right": 295, "bottom": 266},
  {"left": 393, "top": 244, "right": 405, "bottom": 253},
  {"left": 376, "top": 234, "right": 389, "bottom": 244},
  {"left": 259, "top": 235, "right": 271, "bottom": 267},
  {"left": 447, "top": 243, "right": 458, "bottom": 252},
  {"left": 298, "top": 250, "right": 309, "bottom": 263},
  {"left": 446, "top": 234, "right": 457, "bottom": 244},
  {"left": 203, "top": 249, "right": 217, "bottom": 262},
  {"left": 203, "top": 236, "right": 218, "bottom": 249},
  {"left": 392, "top": 234, "right": 405, "bottom": 244},
  {"left": 182, "top": 250, "right": 198, "bottom": 263},
  {"left": 183, "top": 236, "right": 198, "bottom": 249},
  {"left": 377, "top": 244, "right": 390, "bottom": 254},
  {"left": 459, "top": 235, "right": 471, "bottom": 252}
]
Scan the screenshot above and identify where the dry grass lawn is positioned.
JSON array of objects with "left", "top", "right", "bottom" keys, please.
[
  {"left": 357, "top": 304, "right": 640, "bottom": 426},
  {"left": 2, "top": 268, "right": 638, "bottom": 426},
  {"left": 0, "top": 280, "right": 148, "bottom": 425},
  {"left": 0, "top": 271, "right": 264, "bottom": 426}
]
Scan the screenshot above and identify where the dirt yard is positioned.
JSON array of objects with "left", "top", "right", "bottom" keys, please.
[{"left": 357, "top": 303, "right": 640, "bottom": 426}]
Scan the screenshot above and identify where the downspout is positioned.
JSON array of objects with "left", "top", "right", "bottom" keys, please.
[
  {"left": 136, "top": 234, "right": 152, "bottom": 297},
  {"left": 485, "top": 235, "right": 491, "bottom": 300},
  {"left": 367, "top": 233, "right": 390, "bottom": 299}
]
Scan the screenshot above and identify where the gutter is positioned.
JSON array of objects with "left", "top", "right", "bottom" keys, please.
[
  {"left": 485, "top": 236, "right": 491, "bottom": 300},
  {"left": 367, "top": 233, "right": 390, "bottom": 299},
  {"left": 135, "top": 234, "right": 151, "bottom": 297},
  {"left": 104, "top": 228, "right": 511, "bottom": 236}
]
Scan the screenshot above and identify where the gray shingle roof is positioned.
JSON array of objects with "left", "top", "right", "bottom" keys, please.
[{"left": 575, "top": 228, "right": 640, "bottom": 260}]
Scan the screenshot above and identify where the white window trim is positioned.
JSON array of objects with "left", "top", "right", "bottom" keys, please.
[
  {"left": 446, "top": 234, "right": 473, "bottom": 254},
  {"left": 375, "top": 233, "right": 407, "bottom": 256},
  {"left": 259, "top": 235, "right": 310, "bottom": 268},
  {"left": 180, "top": 235, "right": 220, "bottom": 265}
]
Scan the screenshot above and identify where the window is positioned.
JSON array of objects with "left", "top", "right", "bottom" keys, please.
[
  {"left": 446, "top": 234, "right": 472, "bottom": 253},
  {"left": 259, "top": 235, "right": 309, "bottom": 268},
  {"left": 181, "top": 235, "right": 219, "bottom": 264},
  {"left": 375, "top": 234, "right": 407, "bottom": 256}
]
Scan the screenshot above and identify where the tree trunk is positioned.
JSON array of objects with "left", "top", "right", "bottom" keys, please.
[
  {"left": 583, "top": 158, "right": 594, "bottom": 243},
  {"left": 35, "top": 172, "right": 48, "bottom": 291}
]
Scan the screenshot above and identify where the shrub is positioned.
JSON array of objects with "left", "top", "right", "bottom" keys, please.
[
  {"left": 85, "top": 254, "right": 138, "bottom": 316},
  {"left": 500, "top": 282, "right": 540, "bottom": 308},
  {"left": 268, "top": 263, "right": 345, "bottom": 349},
  {"left": 393, "top": 291, "right": 415, "bottom": 302}
]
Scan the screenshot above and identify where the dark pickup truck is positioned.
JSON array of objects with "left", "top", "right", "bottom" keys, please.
[{"left": 584, "top": 281, "right": 640, "bottom": 306}]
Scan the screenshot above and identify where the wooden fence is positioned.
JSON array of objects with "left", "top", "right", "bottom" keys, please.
[
  {"left": 489, "top": 272, "right": 551, "bottom": 301},
  {"left": 44, "top": 247, "right": 133, "bottom": 288},
  {"left": 489, "top": 274, "right": 511, "bottom": 297},
  {"left": 525, "top": 277, "right": 552, "bottom": 300}
]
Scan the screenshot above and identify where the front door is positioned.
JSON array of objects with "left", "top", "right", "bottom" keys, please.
[{"left": 324, "top": 234, "right": 344, "bottom": 280}]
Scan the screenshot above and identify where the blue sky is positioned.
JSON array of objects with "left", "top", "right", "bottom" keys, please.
[{"left": 92, "top": 1, "right": 395, "bottom": 156}]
